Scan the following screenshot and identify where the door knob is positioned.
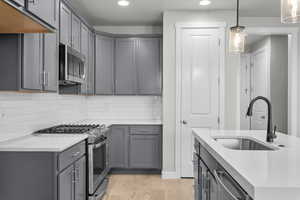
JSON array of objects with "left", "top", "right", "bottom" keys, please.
[{"left": 182, "top": 120, "right": 187, "bottom": 125}]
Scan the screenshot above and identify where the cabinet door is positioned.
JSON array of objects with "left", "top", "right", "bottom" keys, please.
[
  {"left": 71, "top": 14, "right": 81, "bottom": 52},
  {"left": 115, "top": 38, "right": 137, "bottom": 95},
  {"left": 108, "top": 126, "right": 129, "bottom": 168},
  {"left": 208, "top": 172, "right": 218, "bottom": 200},
  {"left": 44, "top": 33, "right": 58, "bottom": 92},
  {"left": 58, "top": 164, "right": 74, "bottom": 200},
  {"left": 23, "top": 34, "right": 43, "bottom": 90},
  {"left": 60, "top": 3, "right": 72, "bottom": 46},
  {"left": 27, "top": 0, "right": 59, "bottom": 28},
  {"left": 75, "top": 156, "right": 86, "bottom": 200},
  {"left": 87, "top": 31, "right": 95, "bottom": 94},
  {"left": 129, "top": 134, "right": 161, "bottom": 169},
  {"left": 80, "top": 24, "right": 89, "bottom": 94},
  {"left": 136, "top": 38, "right": 161, "bottom": 95},
  {"left": 95, "top": 35, "right": 114, "bottom": 95}
]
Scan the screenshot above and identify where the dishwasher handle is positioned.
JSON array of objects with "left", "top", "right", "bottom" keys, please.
[{"left": 213, "top": 170, "right": 249, "bottom": 200}]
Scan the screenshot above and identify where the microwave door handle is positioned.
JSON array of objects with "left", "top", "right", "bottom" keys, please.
[{"left": 214, "top": 170, "right": 242, "bottom": 200}]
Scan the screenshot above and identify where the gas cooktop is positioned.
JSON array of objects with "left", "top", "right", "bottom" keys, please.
[{"left": 34, "top": 124, "right": 102, "bottom": 134}]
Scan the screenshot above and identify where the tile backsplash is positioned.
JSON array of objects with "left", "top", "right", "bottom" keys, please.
[
  {"left": 86, "top": 96, "right": 162, "bottom": 121},
  {"left": 0, "top": 92, "right": 161, "bottom": 136}
]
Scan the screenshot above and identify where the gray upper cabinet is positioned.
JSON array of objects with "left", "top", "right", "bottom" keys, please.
[
  {"left": 115, "top": 38, "right": 137, "bottom": 95},
  {"left": 44, "top": 33, "right": 58, "bottom": 92},
  {"left": 58, "top": 164, "right": 74, "bottom": 200},
  {"left": 136, "top": 38, "right": 161, "bottom": 95},
  {"left": 108, "top": 126, "right": 129, "bottom": 168},
  {"left": 23, "top": 33, "right": 58, "bottom": 92},
  {"left": 71, "top": 14, "right": 81, "bottom": 52},
  {"left": 80, "top": 24, "right": 89, "bottom": 94},
  {"left": 27, "top": 0, "right": 59, "bottom": 28},
  {"left": 60, "top": 3, "right": 72, "bottom": 46},
  {"left": 23, "top": 34, "right": 43, "bottom": 90},
  {"left": 87, "top": 31, "right": 95, "bottom": 95},
  {"left": 95, "top": 35, "right": 115, "bottom": 95},
  {"left": 95, "top": 36, "right": 162, "bottom": 96}
]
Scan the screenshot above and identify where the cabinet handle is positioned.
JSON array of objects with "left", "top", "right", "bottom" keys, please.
[
  {"left": 72, "top": 151, "right": 81, "bottom": 157},
  {"left": 214, "top": 170, "right": 243, "bottom": 200}
]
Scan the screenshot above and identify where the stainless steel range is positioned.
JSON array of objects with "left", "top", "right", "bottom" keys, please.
[{"left": 35, "top": 124, "right": 110, "bottom": 200}]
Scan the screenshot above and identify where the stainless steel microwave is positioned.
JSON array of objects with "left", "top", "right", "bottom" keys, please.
[{"left": 59, "top": 44, "right": 86, "bottom": 85}]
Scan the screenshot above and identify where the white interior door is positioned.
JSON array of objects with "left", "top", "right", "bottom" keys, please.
[
  {"left": 180, "top": 28, "right": 220, "bottom": 177},
  {"left": 250, "top": 48, "right": 270, "bottom": 130}
]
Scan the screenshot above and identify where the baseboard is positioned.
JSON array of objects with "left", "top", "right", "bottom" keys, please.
[{"left": 161, "top": 171, "right": 180, "bottom": 179}]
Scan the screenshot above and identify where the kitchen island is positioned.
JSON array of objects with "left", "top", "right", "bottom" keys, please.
[{"left": 193, "top": 129, "right": 300, "bottom": 200}]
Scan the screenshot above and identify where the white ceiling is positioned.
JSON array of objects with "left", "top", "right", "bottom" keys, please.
[{"left": 70, "top": 0, "right": 281, "bottom": 26}]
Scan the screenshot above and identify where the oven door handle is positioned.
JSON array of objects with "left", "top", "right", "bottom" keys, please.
[{"left": 93, "top": 141, "right": 106, "bottom": 149}]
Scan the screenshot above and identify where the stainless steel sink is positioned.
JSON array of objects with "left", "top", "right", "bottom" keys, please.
[{"left": 213, "top": 137, "right": 279, "bottom": 151}]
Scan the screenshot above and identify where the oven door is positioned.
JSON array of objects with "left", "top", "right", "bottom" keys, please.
[{"left": 88, "top": 138, "right": 109, "bottom": 195}]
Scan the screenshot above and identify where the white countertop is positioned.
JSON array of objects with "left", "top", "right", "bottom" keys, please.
[
  {"left": 75, "top": 119, "right": 162, "bottom": 127},
  {"left": 0, "top": 119, "right": 161, "bottom": 152},
  {"left": 0, "top": 134, "right": 88, "bottom": 152},
  {"left": 192, "top": 129, "right": 300, "bottom": 200}
]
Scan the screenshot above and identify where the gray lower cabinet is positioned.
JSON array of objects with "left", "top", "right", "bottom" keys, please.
[
  {"left": 194, "top": 140, "right": 252, "bottom": 200},
  {"left": 27, "top": 0, "right": 59, "bottom": 28},
  {"left": 60, "top": 2, "right": 72, "bottom": 46},
  {"left": 129, "top": 134, "right": 161, "bottom": 169},
  {"left": 109, "top": 125, "right": 162, "bottom": 170},
  {"left": 59, "top": 164, "right": 74, "bottom": 200},
  {"left": 71, "top": 14, "right": 81, "bottom": 52},
  {"left": 115, "top": 38, "right": 137, "bottom": 95},
  {"left": 0, "top": 141, "right": 87, "bottom": 200},
  {"left": 136, "top": 38, "right": 161, "bottom": 95},
  {"left": 95, "top": 35, "right": 115, "bottom": 95},
  {"left": 74, "top": 156, "right": 86, "bottom": 200},
  {"left": 109, "top": 126, "right": 129, "bottom": 168}
]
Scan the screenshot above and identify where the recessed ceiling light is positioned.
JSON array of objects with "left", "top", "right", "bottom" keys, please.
[
  {"left": 118, "top": 0, "right": 130, "bottom": 7},
  {"left": 199, "top": 0, "right": 211, "bottom": 6}
]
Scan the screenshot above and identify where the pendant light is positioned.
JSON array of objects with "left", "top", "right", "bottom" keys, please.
[
  {"left": 229, "top": 0, "right": 246, "bottom": 53},
  {"left": 281, "top": 0, "right": 300, "bottom": 23}
]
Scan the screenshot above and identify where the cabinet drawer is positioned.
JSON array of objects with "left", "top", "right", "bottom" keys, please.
[
  {"left": 58, "top": 141, "right": 86, "bottom": 171},
  {"left": 130, "top": 126, "right": 161, "bottom": 135}
]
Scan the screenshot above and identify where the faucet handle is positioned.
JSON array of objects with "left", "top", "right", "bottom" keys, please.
[{"left": 273, "top": 126, "right": 277, "bottom": 138}]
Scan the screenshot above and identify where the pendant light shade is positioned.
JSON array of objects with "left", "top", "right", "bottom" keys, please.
[
  {"left": 281, "top": 0, "right": 300, "bottom": 23},
  {"left": 229, "top": 26, "right": 246, "bottom": 53},
  {"left": 229, "top": 0, "right": 246, "bottom": 53}
]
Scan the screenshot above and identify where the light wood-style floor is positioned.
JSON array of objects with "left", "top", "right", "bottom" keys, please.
[{"left": 103, "top": 175, "right": 194, "bottom": 200}]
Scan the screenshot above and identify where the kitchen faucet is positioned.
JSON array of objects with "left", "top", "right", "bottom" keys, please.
[{"left": 246, "top": 96, "right": 277, "bottom": 143}]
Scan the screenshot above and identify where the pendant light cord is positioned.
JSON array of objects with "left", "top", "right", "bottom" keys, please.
[{"left": 236, "top": 0, "right": 239, "bottom": 27}]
